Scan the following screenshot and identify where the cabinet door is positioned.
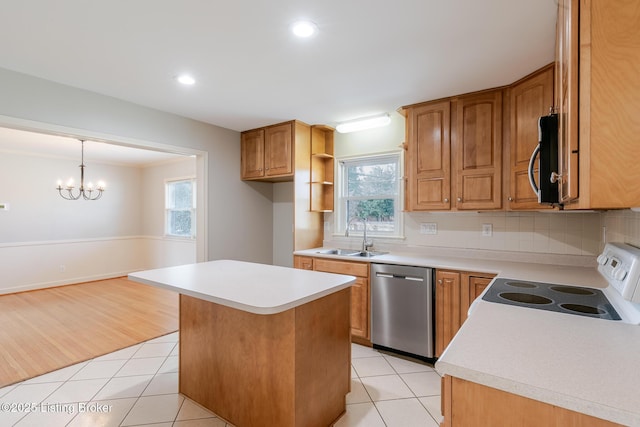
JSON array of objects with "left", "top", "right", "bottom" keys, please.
[
  {"left": 407, "top": 101, "right": 451, "bottom": 210},
  {"left": 460, "top": 274, "right": 494, "bottom": 324},
  {"left": 454, "top": 91, "right": 503, "bottom": 210},
  {"left": 556, "top": 0, "right": 579, "bottom": 203},
  {"left": 312, "top": 258, "right": 370, "bottom": 343},
  {"left": 240, "top": 129, "right": 265, "bottom": 179},
  {"left": 435, "top": 270, "right": 461, "bottom": 357},
  {"left": 265, "top": 122, "right": 293, "bottom": 177},
  {"left": 509, "top": 66, "right": 555, "bottom": 210},
  {"left": 584, "top": 0, "right": 640, "bottom": 209},
  {"left": 350, "top": 277, "right": 370, "bottom": 341}
]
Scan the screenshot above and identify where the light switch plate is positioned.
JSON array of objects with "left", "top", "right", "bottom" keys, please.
[{"left": 482, "top": 223, "right": 493, "bottom": 237}]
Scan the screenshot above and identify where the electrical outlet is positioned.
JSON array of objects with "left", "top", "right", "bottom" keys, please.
[
  {"left": 59, "top": 265, "right": 66, "bottom": 273},
  {"left": 482, "top": 223, "right": 493, "bottom": 237},
  {"left": 420, "top": 222, "right": 437, "bottom": 235}
]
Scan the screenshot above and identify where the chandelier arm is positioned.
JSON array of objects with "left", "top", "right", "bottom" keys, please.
[{"left": 56, "top": 140, "right": 105, "bottom": 201}]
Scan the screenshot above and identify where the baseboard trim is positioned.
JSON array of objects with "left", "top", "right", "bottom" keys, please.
[{"left": 0, "top": 269, "right": 146, "bottom": 295}]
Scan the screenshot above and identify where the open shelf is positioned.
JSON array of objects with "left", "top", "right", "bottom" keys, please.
[{"left": 310, "top": 125, "right": 335, "bottom": 212}]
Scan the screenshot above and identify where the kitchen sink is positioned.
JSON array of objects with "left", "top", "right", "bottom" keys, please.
[
  {"left": 350, "top": 250, "right": 388, "bottom": 257},
  {"left": 315, "top": 248, "right": 388, "bottom": 257},
  {"left": 316, "top": 248, "right": 360, "bottom": 256}
]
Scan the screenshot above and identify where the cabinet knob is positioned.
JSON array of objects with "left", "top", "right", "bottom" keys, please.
[
  {"left": 457, "top": 197, "right": 462, "bottom": 202},
  {"left": 444, "top": 198, "right": 449, "bottom": 203},
  {"left": 438, "top": 279, "right": 443, "bottom": 285},
  {"left": 508, "top": 196, "right": 513, "bottom": 201}
]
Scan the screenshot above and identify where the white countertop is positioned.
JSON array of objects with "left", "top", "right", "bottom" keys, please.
[
  {"left": 128, "top": 260, "right": 355, "bottom": 315},
  {"left": 295, "top": 247, "right": 608, "bottom": 288},
  {"left": 436, "top": 300, "right": 640, "bottom": 426},
  {"left": 296, "top": 247, "right": 640, "bottom": 426}
]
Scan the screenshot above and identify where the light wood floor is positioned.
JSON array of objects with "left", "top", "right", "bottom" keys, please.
[{"left": 0, "top": 277, "right": 178, "bottom": 388}]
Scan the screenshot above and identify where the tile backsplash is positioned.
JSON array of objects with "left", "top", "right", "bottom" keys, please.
[
  {"left": 403, "top": 211, "right": 602, "bottom": 256},
  {"left": 325, "top": 209, "right": 640, "bottom": 260},
  {"left": 603, "top": 209, "right": 640, "bottom": 248}
]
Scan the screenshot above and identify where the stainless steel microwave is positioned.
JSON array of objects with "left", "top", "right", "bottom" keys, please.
[{"left": 528, "top": 113, "right": 559, "bottom": 205}]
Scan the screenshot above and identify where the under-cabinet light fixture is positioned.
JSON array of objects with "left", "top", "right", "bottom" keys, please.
[{"left": 335, "top": 113, "right": 391, "bottom": 134}]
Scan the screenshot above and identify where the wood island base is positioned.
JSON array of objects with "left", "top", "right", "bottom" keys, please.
[{"left": 179, "top": 288, "right": 351, "bottom": 427}]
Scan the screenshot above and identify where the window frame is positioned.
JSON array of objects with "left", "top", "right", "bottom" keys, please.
[
  {"left": 335, "top": 151, "right": 404, "bottom": 238},
  {"left": 164, "top": 177, "right": 196, "bottom": 239}
]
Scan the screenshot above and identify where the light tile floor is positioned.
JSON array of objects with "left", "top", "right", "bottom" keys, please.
[{"left": 0, "top": 333, "right": 442, "bottom": 426}]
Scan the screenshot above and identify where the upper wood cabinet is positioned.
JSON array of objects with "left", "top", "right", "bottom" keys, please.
[
  {"left": 404, "top": 89, "right": 503, "bottom": 212},
  {"left": 556, "top": 0, "right": 580, "bottom": 204},
  {"left": 241, "top": 121, "right": 295, "bottom": 181},
  {"left": 240, "top": 128, "right": 266, "bottom": 179},
  {"left": 241, "top": 120, "right": 324, "bottom": 255},
  {"left": 560, "top": 0, "right": 640, "bottom": 209},
  {"left": 406, "top": 100, "right": 452, "bottom": 210},
  {"left": 508, "top": 64, "right": 555, "bottom": 210},
  {"left": 454, "top": 90, "right": 503, "bottom": 210}
]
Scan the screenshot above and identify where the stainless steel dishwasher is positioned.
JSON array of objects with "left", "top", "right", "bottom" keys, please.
[{"left": 371, "top": 263, "right": 434, "bottom": 360}]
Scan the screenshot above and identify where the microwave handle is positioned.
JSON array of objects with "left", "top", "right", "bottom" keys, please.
[{"left": 528, "top": 143, "right": 541, "bottom": 199}]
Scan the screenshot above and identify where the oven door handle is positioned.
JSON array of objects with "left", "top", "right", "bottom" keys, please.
[{"left": 528, "top": 143, "right": 541, "bottom": 201}]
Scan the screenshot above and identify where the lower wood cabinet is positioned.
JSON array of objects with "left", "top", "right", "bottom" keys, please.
[
  {"left": 293, "top": 255, "right": 370, "bottom": 344},
  {"left": 440, "top": 375, "right": 623, "bottom": 427},
  {"left": 293, "top": 255, "right": 313, "bottom": 270},
  {"left": 435, "top": 270, "right": 495, "bottom": 357}
]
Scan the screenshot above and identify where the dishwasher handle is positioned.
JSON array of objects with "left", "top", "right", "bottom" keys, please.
[{"left": 375, "top": 272, "right": 424, "bottom": 282}]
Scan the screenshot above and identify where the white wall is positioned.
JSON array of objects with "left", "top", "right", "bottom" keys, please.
[
  {"left": 0, "top": 150, "right": 142, "bottom": 242},
  {"left": 0, "top": 149, "right": 147, "bottom": 292},
  {"left": 0, "top": 149, "right": 201, "bottom": 293},
  {"left": 0, "top": 67, "right": 274, "bottom": 268},
  {"left": 327, "top": 111, "right": 607, "bottom": 258}
]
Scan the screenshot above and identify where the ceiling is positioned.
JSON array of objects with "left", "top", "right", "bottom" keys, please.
[
  {"left": 0, "top": 127, "right": 187, "bottom": 167},
  {"left": 0, "top": 0, "right": 557, "bottom": 133}
]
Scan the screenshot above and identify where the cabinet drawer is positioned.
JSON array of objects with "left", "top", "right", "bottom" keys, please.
[
  {"left": 293, "top": 256, "right": 314, "bottom": 270},
  {"left": 313, "top": 258, "right": 369, "bottom": 277}
]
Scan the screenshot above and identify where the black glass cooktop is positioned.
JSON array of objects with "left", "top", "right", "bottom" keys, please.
[{"left": 482, "top": 278, "right": 621, "bottom": 321}]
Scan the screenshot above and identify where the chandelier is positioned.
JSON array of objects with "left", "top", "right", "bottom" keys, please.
[{"left": 56, "top": 140, "right": 105, "bottom": 200}]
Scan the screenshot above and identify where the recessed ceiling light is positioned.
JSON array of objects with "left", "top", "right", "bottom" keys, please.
[
  {"left": 291, "top": 20, "right": 318, "bottom": 38},
  {"left": 176, "top": 74, "right": 196, "bottom": 85}
]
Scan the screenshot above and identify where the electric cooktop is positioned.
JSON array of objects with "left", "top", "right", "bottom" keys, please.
[{"left": 482, "top": 278, "right": 621, "bottom": 321}]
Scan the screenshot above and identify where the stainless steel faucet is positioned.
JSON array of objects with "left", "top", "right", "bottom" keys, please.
[{"left": 345, "top": 217, "right": 374, "bottom": 252}]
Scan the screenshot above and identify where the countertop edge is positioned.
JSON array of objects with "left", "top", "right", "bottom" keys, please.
[{"left": 128, "top": 271, "right": 356, "bottom": 315}]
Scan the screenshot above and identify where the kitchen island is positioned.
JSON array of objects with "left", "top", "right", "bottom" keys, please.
[{"left": 129, "top": 260, "right": 355, "bottom": 427}]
